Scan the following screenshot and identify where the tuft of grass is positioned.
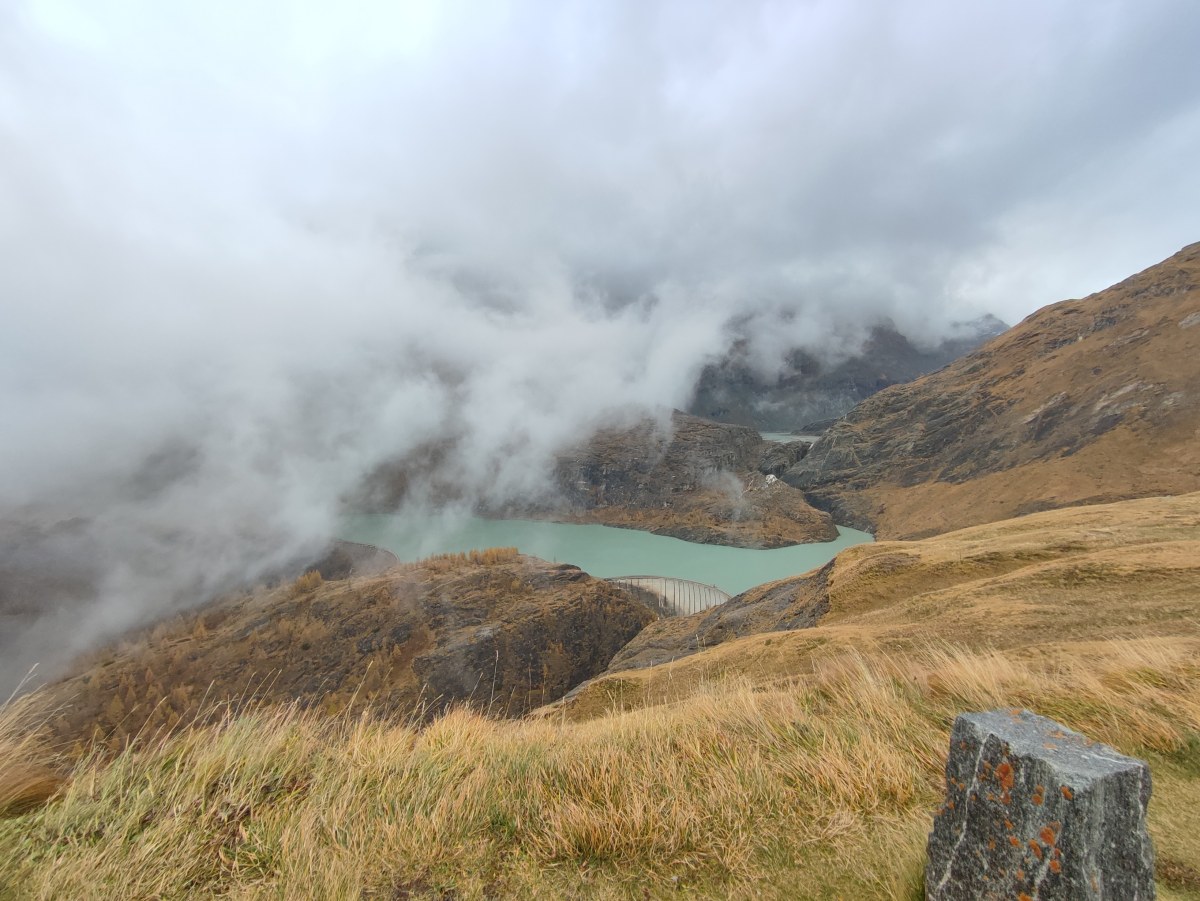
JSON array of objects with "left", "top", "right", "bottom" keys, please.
[
  {"left": 2, "top": 641, "right": 1198, "bottom": 898},
  {"left": 0, "top": 688, "right": 66, "bottom": 819}
]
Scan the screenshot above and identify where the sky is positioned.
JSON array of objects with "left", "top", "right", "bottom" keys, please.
[{"left": 2, "top": 0, "right": 1199, "bottom": 679}]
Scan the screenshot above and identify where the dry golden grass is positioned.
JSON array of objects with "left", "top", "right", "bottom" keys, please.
[
  {"left": 0, "top": 689, "right": 65, "bottom": 820},
  {"left": 603, "top": 491, "right": 1200, "bottom": 688},
  {"left": 5, "top": 494, "right": 1200, "bottom": 898},
  {"left": 2, "top": 639, "right": 1199, "bottom": 899},
  {"left": 288, "top": 569, "right": 323, "bottom": 597}
]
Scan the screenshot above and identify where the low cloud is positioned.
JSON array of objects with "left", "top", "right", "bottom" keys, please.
[{"left": 2, "top": 0, "right": 1198, "bottom": 683}]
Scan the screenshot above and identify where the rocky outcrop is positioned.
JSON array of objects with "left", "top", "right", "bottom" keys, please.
[
  {"left": 603, "top": 565, "right": 832, "bottom": 672},
  {"left": 690, "top": 317, "right": 1006, "bottom": 431},
  {"left": 40, "top": 552, "right": 657, "bottom": 750},
  {"left": 786, "top": 242, "right": 1200, "bottom": 538},
  {"left": 926, "top": 709, "right": 1155, "bottom": 900},
  {"left": 543, "top": 411, "right": 837, "bottom": 547},
  {"left": 300, "top": 539, "right": 399, "bottom": 580}
]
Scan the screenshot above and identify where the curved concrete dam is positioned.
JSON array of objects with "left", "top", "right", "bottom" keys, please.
[
  {"left": 604, "top": 576, "right": 730, "bottom": 616},
  {"left": 339, "top": 514, "right": 873, "bottom": 598}
]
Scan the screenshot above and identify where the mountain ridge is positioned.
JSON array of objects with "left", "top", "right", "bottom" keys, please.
[{"left": 784, "top": 242, "right": 1200, "bottom": 538}]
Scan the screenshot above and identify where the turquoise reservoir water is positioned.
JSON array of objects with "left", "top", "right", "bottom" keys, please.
[{"left": 339, "top": 514, "right": 873, "bottom": 597}]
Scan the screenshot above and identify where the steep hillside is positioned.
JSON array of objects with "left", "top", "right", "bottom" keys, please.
[
  {"left": 38, "top": 550, "right": 655, "bottom": 751},
  {"left": 0, "top": 516, "right": 398, "bottom": 691},
  {"left": 785, "top": 242, "right": 1200, "bottom": 538},
  {"left": 568, "top": 491, "right": 1200, "bottom": 703},
  {"left": 540, "top": 410, "right": 836, "bottom": 547},
  {"left": 690, "top": 317, "right": 1006, "bottom": 431}
]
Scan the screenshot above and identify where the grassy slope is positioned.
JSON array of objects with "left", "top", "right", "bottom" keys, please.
[
  {"left": 601, "top": 490, "right": 1200, "bottom": 673},
  {"left": 2, "top": 495, "right": 1200, "bottom": 898}
]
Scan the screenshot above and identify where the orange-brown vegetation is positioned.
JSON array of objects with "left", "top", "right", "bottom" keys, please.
[
  {"left": 791, "top": 241, "right": 1200, "bottom": 539},
  {"left": 34, "top": 551, "right": 654, "bottom": 755},
  {"left": 1, "top": 636, "right": 1197, "bottom": 898}
]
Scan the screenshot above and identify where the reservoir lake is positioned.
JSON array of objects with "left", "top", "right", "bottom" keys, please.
[{"left": 339, "top": 514, "right": 873, "bottom": 597}]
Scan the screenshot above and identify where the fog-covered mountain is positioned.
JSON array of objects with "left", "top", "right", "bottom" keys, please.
[{"left": 690, "top": 316, "right": 1007, "bottom": 431}]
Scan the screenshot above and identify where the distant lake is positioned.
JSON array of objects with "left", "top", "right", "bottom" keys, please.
[
  {"left": 339, "top": 514, "right": 873, "bottom": 597},
  {"left": 760, "top": 432, "right": 822, "bottom": 443}
]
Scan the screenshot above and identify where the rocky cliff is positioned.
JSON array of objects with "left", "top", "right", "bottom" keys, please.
[
  {"left": 784, "top": 242, "right": 1200, "bottom": 538},
  {"left": 542, "top": 411, "right": 837, "bottom": 547}
]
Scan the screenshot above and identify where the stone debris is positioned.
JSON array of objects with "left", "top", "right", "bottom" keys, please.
[{"left": 926, "top": 709, "right": 1155, "bottom": 900}]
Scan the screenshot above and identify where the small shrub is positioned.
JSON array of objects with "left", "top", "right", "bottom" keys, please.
[{"left": 290, "top": 570, "right": 323, "bottom": 596}]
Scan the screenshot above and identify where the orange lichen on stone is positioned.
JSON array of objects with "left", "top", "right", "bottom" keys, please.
[
  {"left": 988, "top": 839, "right": 997, "bottom": 851},
  {"left": 1009, "top": 836, "right": 1021, "bottom": 847},
  {"left": 1029, "top": 841, "right": 1044, "bottom": 861},
  {"left": 1040, "top": 826, "right": 1058, "bottom": 846},
  {"left": 1019, "top": 893, "right": 1034, "bottom": 901},
  {"left": 1060, "top": 785, "right": 1074, "bottom": 800},
  {"left": 1050, "top": 859, "right": 1062, "bottom": 874},
  {"left": 995, "top": 761, "right": 1015, "bottom": 791}
]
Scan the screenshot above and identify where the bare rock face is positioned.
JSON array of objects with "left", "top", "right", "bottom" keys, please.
[{"left": 926, "top": 709, "right": 1155, "bottom": 900}]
